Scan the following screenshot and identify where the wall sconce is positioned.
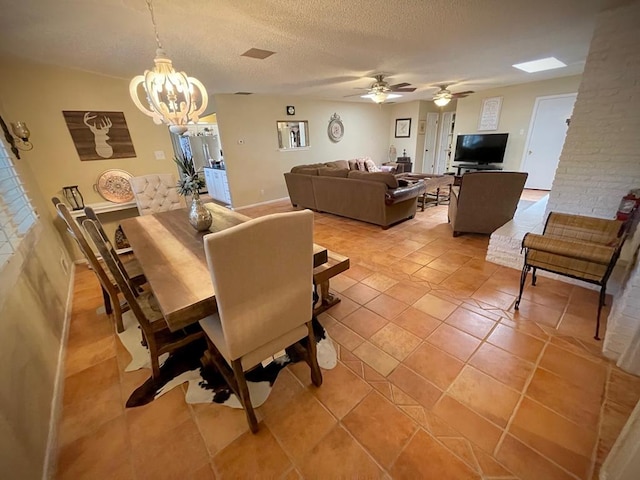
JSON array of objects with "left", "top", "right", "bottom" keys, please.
[{"left": 0, "top": 115, "right": 33, "bottom": 159}]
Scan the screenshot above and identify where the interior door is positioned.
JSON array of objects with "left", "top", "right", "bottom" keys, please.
[
  {"left": 436, "top": 112, "right": 455, "bottom": 174},
  {"left": 422, "top": 113, "right": 439, "bottom": 173},
  {"left": 521, "top": 93, "right": 577, "bottom": 189}
]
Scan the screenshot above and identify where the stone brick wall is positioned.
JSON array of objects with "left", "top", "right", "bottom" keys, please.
[{"left": 545, "top": 1, "right": 640, "bottom": 218}]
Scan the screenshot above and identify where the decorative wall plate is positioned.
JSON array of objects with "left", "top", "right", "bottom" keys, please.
[
  {"left": 328, "top": 113, "right": 344, "bottom": 143},
  {"left": 95, "top": 169, "right": 134, "bottom": 203}
]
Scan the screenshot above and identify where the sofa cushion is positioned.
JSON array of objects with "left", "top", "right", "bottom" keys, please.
[
  {"left": 290, "top": 166, "right": 319, "bottom": 175},
  {"left": 325, "top": 160, "right": 349, "bottom": 170},
  {"left": 348, "top": 171, "right": 399, "bottom": 189},
  {"left": 318, "top": 167, "right": 349, "bottom": 178}
]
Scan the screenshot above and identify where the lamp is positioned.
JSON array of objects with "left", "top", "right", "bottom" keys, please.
[
  {"left": 434, "top": 96, "right": 451, "bottom": 107},
  {"left": 129, "top": 0, "right": 208, "bottom": 135},
  {"left": 0, "top": 116, "right": 32, "bottom": 159},
  {"left": 361, "top": 91, "right": 401, "bottom": 104}
]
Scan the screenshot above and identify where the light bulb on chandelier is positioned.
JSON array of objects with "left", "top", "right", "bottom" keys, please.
[{"left": 129, "top": 0, "right": 208, "bottom": 134}]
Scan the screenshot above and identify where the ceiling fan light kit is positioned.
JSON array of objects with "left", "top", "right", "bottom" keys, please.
[{"left": 129, "top": 0, "right": 208, "bottom": 134}]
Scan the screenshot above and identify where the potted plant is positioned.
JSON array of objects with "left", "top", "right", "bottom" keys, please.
[{"left": 174, "top": 155, "right": 212, "bottom": 231}]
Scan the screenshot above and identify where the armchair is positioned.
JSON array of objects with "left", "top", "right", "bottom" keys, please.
[
  {"left": 448, "top": 171, "right": 528, "bottom": 236},
  {"left": 515, "top": 212, "right": 631, "bottom": 340}
]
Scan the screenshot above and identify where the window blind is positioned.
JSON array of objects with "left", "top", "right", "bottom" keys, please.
[{"left": 0, "top": 140, "right": 37, "bottom": 268}]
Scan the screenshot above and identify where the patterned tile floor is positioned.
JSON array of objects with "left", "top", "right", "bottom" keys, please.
[{"left": 56, "top": 191, "right": 640, "bottom": 479}]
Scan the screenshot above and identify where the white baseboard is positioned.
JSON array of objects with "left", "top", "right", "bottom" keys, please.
[
  {"left": 234, "top": 196, "right": 290, "bottom": 211},
  {"left": 42, "top": 263, "right": 75, "bottom": 480}
]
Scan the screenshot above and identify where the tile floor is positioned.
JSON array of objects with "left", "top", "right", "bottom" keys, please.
[{"left": 55, "top": 191, "right": 640, "bottom": 479}]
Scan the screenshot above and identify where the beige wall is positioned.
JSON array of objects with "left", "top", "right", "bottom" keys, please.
[
  {"left": 0, "top": 55, "right": 179, "bottom": 258},
  {"left": 453, "top": 75, "right": 582, "bottom": 173},
  {"left": 0, "top": 139, "right": 71, "bottom": 479},
  {"left": 214, "top": 94, "right": 391, "bottom": 207}
]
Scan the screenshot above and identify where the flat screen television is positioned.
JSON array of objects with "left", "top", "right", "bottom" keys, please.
[{"left": 453, "top": 133, "right": 509, "bottom": 165}]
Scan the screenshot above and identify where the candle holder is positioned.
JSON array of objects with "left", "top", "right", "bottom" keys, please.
[{"left": 63, "top": 186, "right": 84, "bottom": 211}]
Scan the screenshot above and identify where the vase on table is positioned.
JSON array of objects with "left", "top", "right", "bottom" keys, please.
[{"left": 188, "top": 191, "right": 212, "bottom": 232}]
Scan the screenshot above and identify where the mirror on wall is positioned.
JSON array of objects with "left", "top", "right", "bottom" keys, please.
[{"left": 277, "top": 121, "right": 309, "bottom": 150}]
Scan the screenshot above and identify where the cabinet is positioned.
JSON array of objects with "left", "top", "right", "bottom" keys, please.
[{"left": 204, "top": 167, "right": 231, "bottom": 205}]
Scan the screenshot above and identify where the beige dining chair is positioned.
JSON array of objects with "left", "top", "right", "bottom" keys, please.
[
  {"left": 129, "top": 173, "right": 186, "bottom": 216},
  {"left": 52, "top": 199, "right": 145, "bottom": 333},
  {"left": 84, "top": 219, "right": 204, "bottom": 379},
  {"left": 199, "top": 209, "right": 322, "bottom": 433}
]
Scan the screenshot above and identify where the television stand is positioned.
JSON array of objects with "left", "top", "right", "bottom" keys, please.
[{"left": 454, "top": 163, "right": 503, "bottom": 176}]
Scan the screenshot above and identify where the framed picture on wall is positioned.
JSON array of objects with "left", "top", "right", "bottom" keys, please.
[
  {"left": 62, "top": 110, "right": 136, "bottom": 161},
  {"left": 477, "top": 97, "right": 503, "bottom": 131},
  {"left": 395, "top": 118, "right": 411, "bottom": 138}
]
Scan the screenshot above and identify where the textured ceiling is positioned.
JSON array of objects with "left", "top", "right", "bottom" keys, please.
[{"left": 0, "top": 0, "right": 604, "bottom": 103}]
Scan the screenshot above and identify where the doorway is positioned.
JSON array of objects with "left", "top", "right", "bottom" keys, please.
[
  {"left": 521, "top": 93, "right": 577, "bottom": 190},
  {"left": 421, "top": 113, "right": 439, "bottom": 173}
]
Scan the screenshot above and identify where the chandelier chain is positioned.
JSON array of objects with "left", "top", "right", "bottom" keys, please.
[{"left": 146, "top": 0, "right": 163, "bottom": 50}]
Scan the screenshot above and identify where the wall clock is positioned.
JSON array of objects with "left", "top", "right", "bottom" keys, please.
[
  {"left": 328, "top": 113, "right": 344, "bottom": 143},
  {"left": 286, "top": 105, "right": 295, "bottom": 115}
]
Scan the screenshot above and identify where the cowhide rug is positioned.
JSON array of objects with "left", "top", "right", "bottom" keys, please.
[{"left": 116, "top": 310, "right": 337, "bottom": 409}]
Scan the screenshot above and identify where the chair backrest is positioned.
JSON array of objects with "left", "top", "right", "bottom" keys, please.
[
  {"left": 544, "top": 212, "right": 623, "bottom": 246},
  {"left": 455, "top": 171, "right": 528, "bottom": 233},
  {"left": 203, "top": 210, "right": 314, "bottom": 360},
  {"left": 84, "top": 205, "right": 133, "bottom": 286},
  {"left": 83, "top": 219, "right": 153, "bottom": 335},
  {"left": 129, "top": 173, "right": 185, "bottom": 216},
  {"left": 53, "top": 199, "right": 115, "bottom": 296}
]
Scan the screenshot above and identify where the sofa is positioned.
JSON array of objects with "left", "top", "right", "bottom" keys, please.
[
  {"left": 448, "top": 171, "right": 528, "bottom": 236},
  {"left": 284, "top": 160, "right": 425, "bottom": 228}
]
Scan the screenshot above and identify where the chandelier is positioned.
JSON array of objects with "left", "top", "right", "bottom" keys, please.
[{"left": 129, "top": 0, "right": 208, "bottom": 134}]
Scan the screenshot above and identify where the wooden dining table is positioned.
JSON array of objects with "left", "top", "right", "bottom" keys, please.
[{"left": 121, "top": 203, "right": 347, "bottom": 332}]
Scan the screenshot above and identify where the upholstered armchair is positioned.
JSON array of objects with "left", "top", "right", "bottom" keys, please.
[
  {"left": 448, "top": 171, "right": 528, "bottom": 236},
  {"left": 515, "top": 212, "right": 631, "bottom": 340},
  {"left": 130, "top": 173, "right": 185, "bottom": 216}
]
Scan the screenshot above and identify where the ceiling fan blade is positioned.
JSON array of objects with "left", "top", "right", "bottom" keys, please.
[
  {"left": 391, "top": 87, "right": 417, "bottom": 92},
  {"left": 451, "top": 90, "right": 475, "bottom": 98},
  {"left": 343, "top": 92, "right": 367, "bottom": 98},
  {"left": 389, "top": 82, "right": 411, "bottom": 89}
]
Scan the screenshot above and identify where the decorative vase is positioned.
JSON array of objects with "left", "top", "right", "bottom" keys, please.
[{"left": 188, "top": 192, "right": 212, "bottom": 232}]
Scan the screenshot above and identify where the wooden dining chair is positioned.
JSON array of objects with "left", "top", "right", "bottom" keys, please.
[
  {"left": 129, "top": 173, "right": 186, "bottom": 216},
  {"left": 199, "top": 209, "right": 322, "bottom": 433},
  {"left": 84, "top": 218, "right": 205, "bottom": 379},
  {"left": 53, "top": 198, "right": 145, "bottom": 332}
]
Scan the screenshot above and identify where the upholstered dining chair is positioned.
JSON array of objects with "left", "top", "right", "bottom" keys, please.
[
  {"left": 129, "top": 173, "right": 185, "bottom": 216},
  {"left": 199, "top": 209, "right": 322, "bottom": 433},
  {"left": 515, "top": 212, "right": 632, "bottom": 340},
  {"left": 52, "top": 199, "right": 145, "bottom": 332},
  {"left": 84, "top": 219, "right": 204, "bottom": 379}
]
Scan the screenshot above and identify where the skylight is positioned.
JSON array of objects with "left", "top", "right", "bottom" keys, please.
[{"left": 512, "top": 57, "right": 567, "bottom": 73}]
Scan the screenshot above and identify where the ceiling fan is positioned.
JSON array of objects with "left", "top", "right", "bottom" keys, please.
[
  {"left": 348, "top": 74, "right": 417, "bottom": 103},
  {"left": 432, "top": 85, "right": 474, "bottom": 106}
]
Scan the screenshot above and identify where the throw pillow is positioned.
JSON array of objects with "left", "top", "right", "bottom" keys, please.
[
  {"left": 348, "top": 171, "right": 399, "bottom": 189},
  {"left": 364, "top": 158, "right": 381, "bottom": 172},
  {"left": 348, "top": 160, "right": 358, "bottom": 170},
  {"left": 355, "top": 157, "right": 368, "bottom": 171}
]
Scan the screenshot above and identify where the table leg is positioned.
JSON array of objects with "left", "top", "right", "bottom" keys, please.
[{"left": 313, "top": 280, "right": 341, "bottom": 316}]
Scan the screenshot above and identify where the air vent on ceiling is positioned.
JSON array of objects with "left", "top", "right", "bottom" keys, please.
[
  {"left": 241, "top": 48, "right": 276, "bottom": 60},
  {"left": 234, "top": 92, "right": 254, "bottom": 95}
]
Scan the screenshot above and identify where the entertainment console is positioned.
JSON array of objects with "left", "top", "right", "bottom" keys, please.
[{"left": 454, "top": 163, "right": 503, "bottom": 176}]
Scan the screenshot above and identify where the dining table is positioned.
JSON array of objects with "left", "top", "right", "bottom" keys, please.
[{"left": 120, "top": 203, "right": 349, "bottom": 332}]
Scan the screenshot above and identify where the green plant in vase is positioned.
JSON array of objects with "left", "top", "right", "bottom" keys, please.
[
  {"left": 174, "top": 155, "right": 206, "bottom": 197},
  {"left": 174, "top": 155, "right": 212, "bottom": 231}
]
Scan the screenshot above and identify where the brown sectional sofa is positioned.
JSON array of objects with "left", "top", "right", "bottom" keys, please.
[{"left": 284, "top": 161, "right": 425, "bottom": 228}]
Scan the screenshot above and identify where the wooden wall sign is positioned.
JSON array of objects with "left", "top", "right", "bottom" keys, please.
[{"left": 62, "top": 111, "right": 136, "bottom": 161}]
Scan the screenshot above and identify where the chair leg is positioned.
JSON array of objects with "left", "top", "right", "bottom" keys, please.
[
  {"left": 532, "top": 267, "right": 538, "bottom": 286},
  {"left": 306, "top": 321, "right": 323, "bottom": 387},
  {"left": 147, "top": 336, "right": 161, "bottom": 379},
  {"left": 595, "top": 286, "right": 606, "bottom": 341},
  {"left": 112, "top": 298, "right": 125, "bottom": 333},
  {"left": 515, "top": 264, "right": 530, "bottom": 310},
  {"left": 231, "top": 359, "right": 259, "bottom": 433},
  {"left": 102, "top": 286, "right": 112, "bottom": 314}
]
